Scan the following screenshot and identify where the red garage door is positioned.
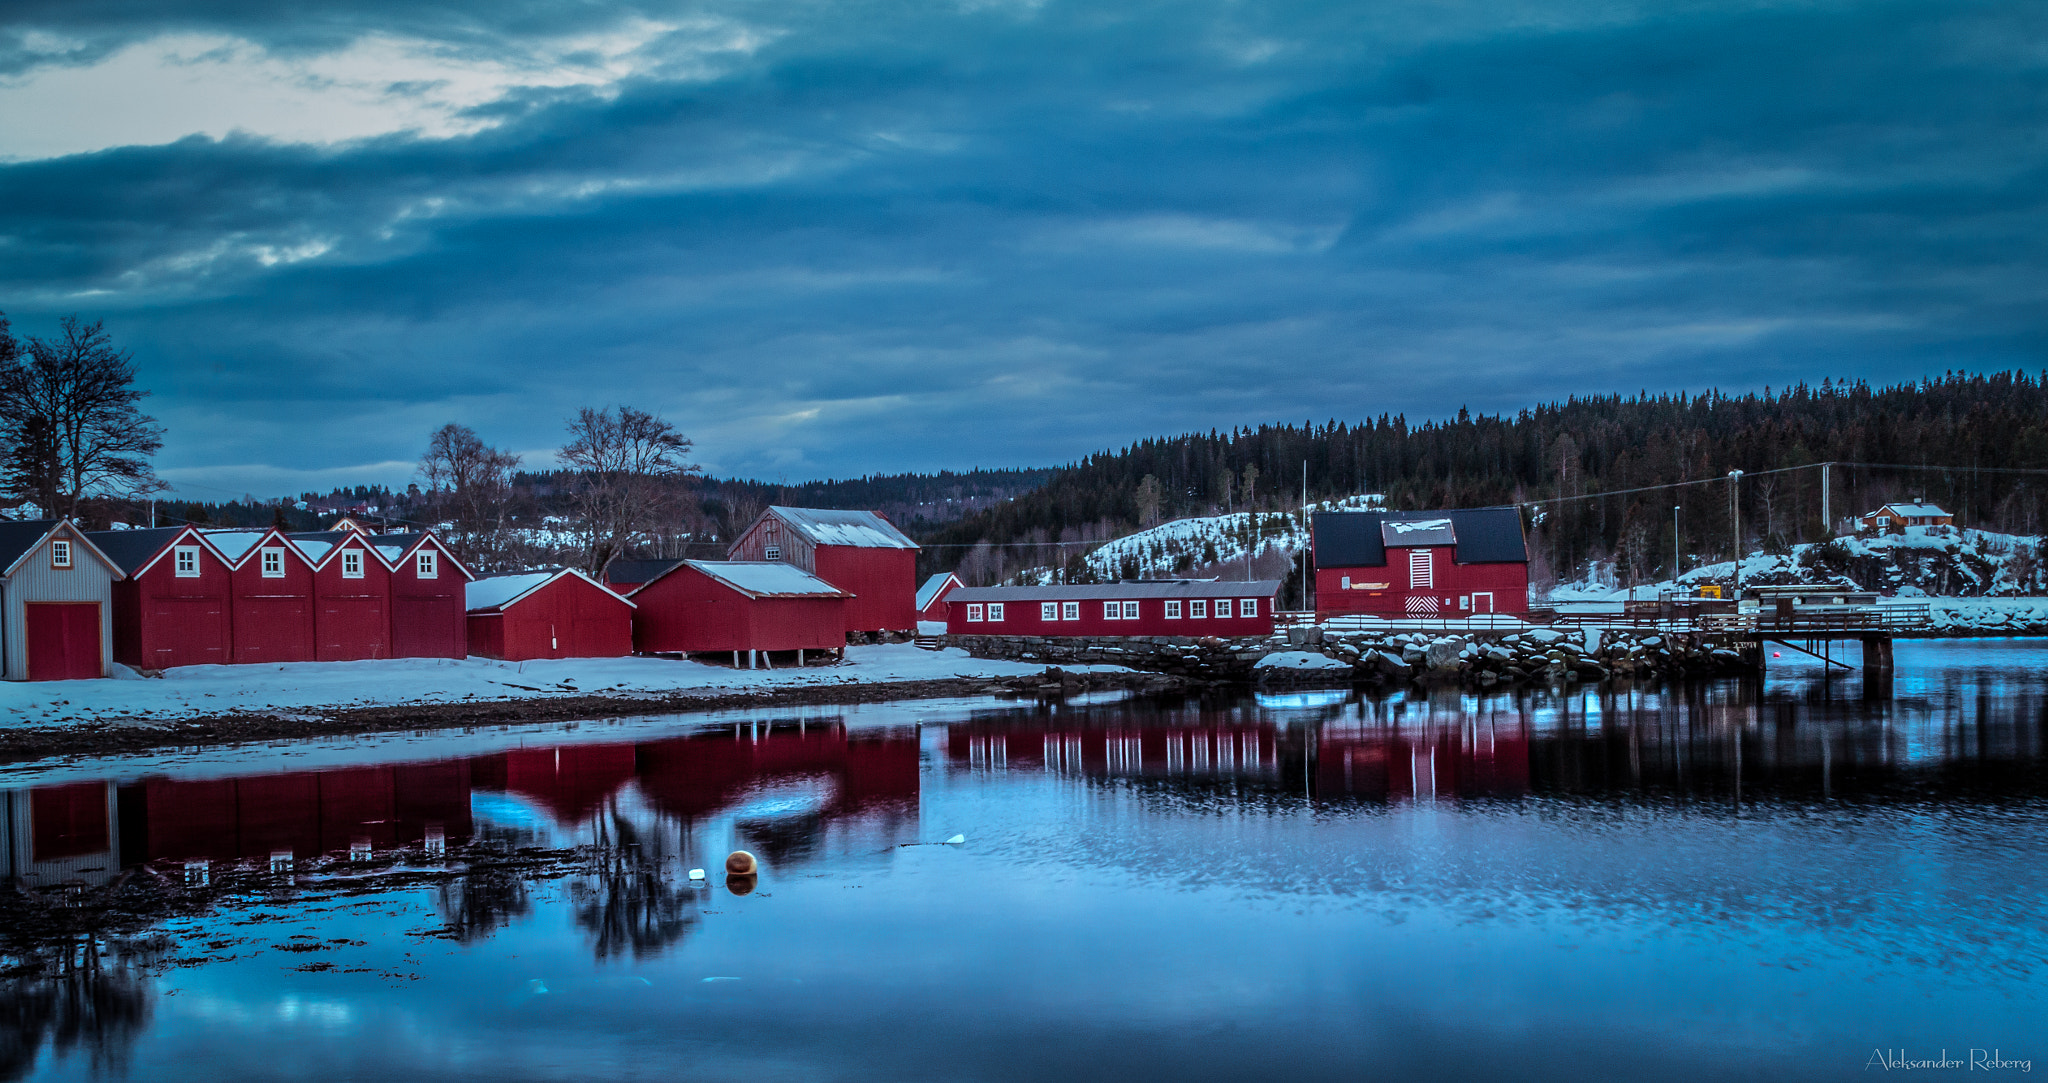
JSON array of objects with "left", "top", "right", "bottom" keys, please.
[
  {"left": 236, "top": 597, "right": 313, "bottom": 663},
  {"left": 25, "top": 602, "right": 103, "bottom": 681},
  {"left": 318, "top": 595, "right": 387, "bottom": 661},
  {"left": 155, "top": 598, "right": 229, "bottom": 668}
]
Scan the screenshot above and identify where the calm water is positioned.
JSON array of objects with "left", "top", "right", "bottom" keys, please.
[{"left": 3, "top": 640, "right": 2045, "bottom": 1082}]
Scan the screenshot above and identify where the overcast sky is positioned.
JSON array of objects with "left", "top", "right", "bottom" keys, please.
[{"left": 2, "top": 0, "right": 2044, "bottom": 497}]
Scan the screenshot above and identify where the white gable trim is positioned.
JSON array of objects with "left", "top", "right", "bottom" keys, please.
[
  {"left": 478, "top": 568, "right": 636, "bottom": 613},
  {"left": 2, "top": 520, "right": 126, "bottom": 580}
]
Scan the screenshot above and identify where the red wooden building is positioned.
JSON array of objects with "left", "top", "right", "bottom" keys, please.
[
  {"left": 628, "top": 560, "right": 849, "bottom": 663},
  {"left": 916, "top": 572, "right": 963, "bottom": 623},
  {"left": 204, "top": 528, "right": 318, "bottom": 664},
  {"left": 0, "top": 520, "right": 122, "bottom": 681},
  {"left": 1311, "top": 509, "right": 1530, "bottom": 619},
  {"left": 291, "top": 531, "right": 392, "bottom": 661},
  {"left": 371, "top": 532, "right": 472, "bottom": 659},
  {"left": 91, "top": 525, "right": 235, "bottom": 670},
  {"left": 728, "top": 507, "right": 918, "bottom": 635},
  {"left": 944, "top": 579, "right": 1282, "bottom": 637},
  {"left": 465, "top": 568, "right": 635, "bottom": 661}
]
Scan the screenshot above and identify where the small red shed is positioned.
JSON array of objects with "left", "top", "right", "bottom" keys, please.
[
  {"left": 916, "top": 572, "right": 964, "bottom": 623},
  {"left": 1311, "top": 509, "right": 1530, "bottom": 619},
  {"left": 204, "top": 528, "right": 318, "bottom": 664},
  {"left": 291, "top": 530, "right": 392, "bottom": 661},
  {"left": 371, "top": 531, "right": 473, "bottom": 659},
  {"left": 728, "top": 507, "right": 918, "bottom": 635},
  {"left": 465, "top": 568, "right": 635, "bottom": 661},
  {"left": 90, "top": 525, "right": 234, "bottom": 670},
  {"left": 0, "top": 520, "right": 123, "bottom": 681},
  {"left": 944, "top": 579, "right": 1282, "bottom": 637},
  {"left": 628, "top": 560, "right": 849, "bottom": 661}
]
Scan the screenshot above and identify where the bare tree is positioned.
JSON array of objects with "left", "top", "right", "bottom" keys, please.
[
  {"left": 0, "top": 315, "right": 165, "bottom": 519},
  {"left": 559, "top": 406, "right": 701, "bottom": 576},
  {"left": 417, "top": 424, "right": 521, "bottom": 568}
]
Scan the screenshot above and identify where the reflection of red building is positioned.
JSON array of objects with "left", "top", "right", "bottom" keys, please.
[
  {"left": 635, "top": 724, "right": 920, "bottom": 821},
  {"left": 947, "top": 720, "right": 1281, "bottom": 776},
  {"left": 111, "top": 762, "right": 475, "bottom": 864},
  {"left": 470, "top": 745, "right": 641, "bottom": 825},
  {"left": 1315, "top": 720, "right": 1529, "bottom": 800}
]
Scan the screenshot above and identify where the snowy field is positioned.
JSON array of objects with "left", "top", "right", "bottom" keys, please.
[{"left": 0, "top": 645, "right": 1131, "bottom": 727}]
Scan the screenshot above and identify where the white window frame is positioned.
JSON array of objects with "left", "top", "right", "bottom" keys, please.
[
  {"left": 1190, "top": 599, "right": 1207, "bottom": 618},
  {"left": 1239, "top": 598, "right": 1258, "bottom": 618},
  {"left": 1103, "top": 601, "right": 1120, "bottom": 620},
  {"left": 987, "top": 602, "right": 1004, "bottom": 622},
  {"left": 417, "top": 550, "right": 438, "bottom": 579},
  {"left": 1041, "top": 602, "right": 1059, "bottom": 621},
  {"left": 966, "top": 603, "right": 985, "bottom": 622},
  {"left": 262, "top": 548, "right": 286, "bottom": 578},
  {"left": 1122, "top": 601, "right": 1139, "bottom": 620},
  {"left": 765, "top": 545, "right": 781, "bottom": 560},
  {"left": 1165, "top": 600, "right": 1182, "bottom": 619},
  {"left": 1408, "top": 549, "right": 1433, "bottom": 589},
  {"left": 50, "top": 540, "right": 71, "bottom": 569},
  {"left": 174, "top": 545, "right": 201, "bottom": 577},
  {"left": 1061, "top": 601, "right": 1079, "bottom": 621},
  {"left": 342, "top": 549, "right": 364, "bottom": 579}
]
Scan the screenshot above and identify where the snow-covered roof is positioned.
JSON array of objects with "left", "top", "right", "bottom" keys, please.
[
  {"left": 763, "top": 507, "right": 918, "bottom": 550},
  {"left": 1876, "top": 502, "right": 1951, "bottom": 518},
  {"left": 465, "top": 571, "right": 555, "bottom": 613},
  {"left": 293, "top": 539, "right": 333, "bottom": 563},
  {"left": 917, "top": 572, "right": 962, "bottom": 611},
  {"left": 202, "top": 529, "right": 272, "bottom": 563},
  {"left": 677, "top": 560, "right": 852, "bottom": 599},
  {"left": 1381, "top": 518, "right": 1456, "bottom": 547}
]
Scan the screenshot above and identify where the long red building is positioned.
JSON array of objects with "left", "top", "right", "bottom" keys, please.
[
  {"left": 372, "top": 532, "right": 472, "bottom": 659},
  {"left": 629, "top": 560, "right": 849, "bottom": 660},
  {"left": 1311, "top": 509, "right": 1530, "bottom": 619},
  {"left": 944, "top": 579, "right": 1282, "bottom": 637},
  {"left": 728, "top": 507, "right": 918, "bottom": 636}
]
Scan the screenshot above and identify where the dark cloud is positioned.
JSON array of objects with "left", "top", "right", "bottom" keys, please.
[{"left": 2, "top": 0, "right": 2046, "bottom": 492}]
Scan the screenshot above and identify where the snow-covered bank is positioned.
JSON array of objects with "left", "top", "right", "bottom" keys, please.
[{"left": 0, "top": 645, "right": 1132, "bottom": 727}]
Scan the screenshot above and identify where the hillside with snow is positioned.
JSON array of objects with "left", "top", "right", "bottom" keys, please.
[
  {"left": 1548, "top": 525, "right": 2048, "bottom": 602},
  {"left": 1007, "top": 496, "right": 1384, "bottom": 585}
]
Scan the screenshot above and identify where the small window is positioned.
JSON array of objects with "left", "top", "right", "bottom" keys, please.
[
  {"left": 342, "top": 550, "right": 364, "bottom": 579},
  {"left": 262, "top": 548, "right": 286, "bottom": 577},
  {"left": 1121, "top": 601, "right": 1139, "bottom": 620},
  {"left": 1041, "top": 602, "right": 1058, "bottom": 621},
  {"left": 50, "top": 540, "right": 71, "bottom": 569},
  {"left": 987, "top": 602, "right": 1004, "bottom": 622},
  {"left": 1239, "top": 598, "right": 1257, "bottom": 618},
  {"left": 1165, "top": 600, "right": 1182, "bottom": 619},
  {"left": 174, "top": 546, "right": 200, "bottom": 577},
  {"left": 1061, "top": 602, "right": 1079, "bottom": 621},
  {"left": 1340, "top": 575, "right": 1352, "bottom": 589},
  {"left": 764, "top": 545, "right": 781, "bottom": 560},
  {"left": 417, "top": 550, "right": 438, "bottom": 578},
  {"left": 1191, "top": 599, "right": 1207, "bottom": 618},
  {"left": 1103, "top": 601, "right": 1120, "bottom": 620},
  {"left": 966, "top": 603, "right": 985, "bottom": 622}
]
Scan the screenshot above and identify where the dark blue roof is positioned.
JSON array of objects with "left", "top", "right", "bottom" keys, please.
[
  {"left": 85, "top": 527, "right": 188, "bottom": 574},
  {"left": 0, "top": 519, "right": 61, "bottom": 573},
  {"left": 1312, "top": 509, "right": 1528, "bottom": 567}
]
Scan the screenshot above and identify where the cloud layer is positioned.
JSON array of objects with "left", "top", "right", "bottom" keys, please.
[{"left": 3, "top": 0, "right": 2045, "bottom": 493}]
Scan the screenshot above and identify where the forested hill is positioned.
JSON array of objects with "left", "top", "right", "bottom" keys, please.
[{"left": 920, "top": 372, "right": 2048, "bottom": 588}]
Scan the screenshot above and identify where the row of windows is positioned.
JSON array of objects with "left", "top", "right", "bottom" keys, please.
[
  {"left": 963, "top": 598, "right": 1259, "bottom": 622},
  {"left": 168, "top": 545, "right": 438, "bottom": 579}
]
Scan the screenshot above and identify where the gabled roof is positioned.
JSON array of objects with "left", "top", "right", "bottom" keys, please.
[
  {"left": 757, "top": 507, "right": 918, "bottom": 550},
  {"left": 286, "top": 530, "right": 374, "bottom": 569},
  {"left": 917, "top": 572, "right": 964, "bottom": 611},
  {"left": 200, "top": 527, "right": 298, "bottom": 569},
  {"left": 637, "top": 559, "right": 852, "bottom": 600},
  {"left": 1876, "top": 502, "right": 1950, "bottom": 518},
  {"left": 85, "top": 525, "right": 210, "bottom": 576},
  {"left": 0, "top": 519, "right": 125, "bottom": 579},
  {"left": 947, "top": 579, "right": 1282, "bottom": 602},
  {"left": 466, "top": 568, "right": 633, "bottom": 614},
  {"left": 367, "top": 531, "right": 476, "bottom": 580},
  {"left": 605, "top": 558, "right": 682, "bottom": 586},
  {"left": 1313, "top": 509, "right": 1528, "bottom": 567}
]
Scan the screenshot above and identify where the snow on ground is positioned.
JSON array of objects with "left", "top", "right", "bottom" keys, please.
[
  {"left": 1253, "top": 651, "right": 1351, "bottom": 671},
  {"left": 0, "top": 645, "right": 1132, "bottom": 728}
]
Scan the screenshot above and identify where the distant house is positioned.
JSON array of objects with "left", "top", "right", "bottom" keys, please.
[
  {"left": 0, "top": 520, "right": 123, "bottom": 681},
  {"left": 90, "top": 525, "right": 235, "bottom": 670},
  {"left": 465, "top": 568, "right": 634, "bottom": 661},
  {"left": 944, "top": 580, "right": 1281, "bottom": 637},
  {"left": 728, "top": 507, "right": 918, "bottom": 635},
  {"left": 916, "top": 572, "right": 964, "bottom": 623},
  {"left": 1858, "top": 501, "right": 1954, "bottom": 533},
  {"left": 1311, "top": 509, "right": 1530, "bottom": 619},
  {"left": 628, "top": 559, "right": 850, "bottom": 663},
  {"left": 328, "top": 516, "right": 377, "bottom": 535}
]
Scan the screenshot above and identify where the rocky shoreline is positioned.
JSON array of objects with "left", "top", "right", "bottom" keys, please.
[{"left": 1282, "top": 626, "right": 1753, "bottom": 686}]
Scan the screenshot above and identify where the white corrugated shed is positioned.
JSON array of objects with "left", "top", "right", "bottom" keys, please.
[
  {"left": 769, "top": 507, "right": 917, "bottom": 549},
  {"left": 688, "top": 560, "right": 850, "bottom": 597},
  {"left": 465, "top": 572, "right": 556, "bottom": 613}
]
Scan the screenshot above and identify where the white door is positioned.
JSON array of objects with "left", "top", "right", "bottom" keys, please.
[{"left": 1471, "top": 592, "right": 1494, "bottom": 613}]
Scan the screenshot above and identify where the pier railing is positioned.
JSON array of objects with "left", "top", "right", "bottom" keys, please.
[{"left": 1287, "top": 602, "right": 1936, "bottom": 637}]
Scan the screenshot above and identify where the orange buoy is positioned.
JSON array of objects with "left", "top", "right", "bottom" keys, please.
[
  {"left": 725, "top": 850, "right": 758, "bottom": 876},
  {"left": 726, "top": 874, "right": 757, "bottom": 897}
]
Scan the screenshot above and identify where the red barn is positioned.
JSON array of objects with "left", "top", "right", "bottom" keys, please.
[
  {"left": 0, "top": 520, "right": 123, "bottom": 681},
  {"left": 204, "top": 528, "right": 317, "bottom": 664},
  {"left": 291, "top": 531, "right": 392, "bottom": 661},
  {"left": 628, "top": 560, "right": 849, "bottom": 662},
  {"left": 91, "top": 526, "right": 234, "bottom": 670},
  {"left": 371, "top": 532, "right": 473, "bottom": 659},
  {"left": 465, "top": 568, "right": 634, "bottom": 661},
  {"left": 916, "top": 572, "right": 963, "bottom": 623},
  {"left": 944, "top": 580, "right": 1282, "bottom": 637},
  {"left": 728, "top": 507, "right": 918, "bottom": 635},
  {"left": 1311, "top": 509, "right": 1530, "bottom": 619}
]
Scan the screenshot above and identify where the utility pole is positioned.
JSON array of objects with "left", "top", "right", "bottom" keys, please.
[
  {"left": 1820, "top": 462, "right": 1831, "bottom": 536},
  {"left": 1673, "top": 504, "right": 1681, "bottom": 592},
  {"left": 1728, "top": 470, "right": 1744, "bottom": 594}
]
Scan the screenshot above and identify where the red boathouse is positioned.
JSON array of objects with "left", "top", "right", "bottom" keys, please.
[
  {"left": 1311, "top": 509, "right": 1530, "bottom": 619},
  {"left": 628, "top": 560, "right": 849, "bottom": 660},
  {"left": 205, "top": 528, "right": 318, "bottom": 664},
  {"left": 728, "top": 507, "right": 918, "bottom": 636},
  {"left": 465, "top": 568, "right": 635, "bottom": 661},
  {"left": 91, "top": 525, "right": 234, "bottom": 670},
  {"left": 291, "top": 531, "right": 392, "bottom": 661},
  {"left": 916, "top": 572, "right": 963, "bottom": 623},
  {"left": 944, "top": 580, "right": 1282, "bottom": 637},
  {"left": 372, "top": 532, "right": 473, "bottom": 659}
]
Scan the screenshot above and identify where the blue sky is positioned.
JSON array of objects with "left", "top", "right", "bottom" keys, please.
[{"left": 2, "top": 0, "right": 2044, "bottom": 497}]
